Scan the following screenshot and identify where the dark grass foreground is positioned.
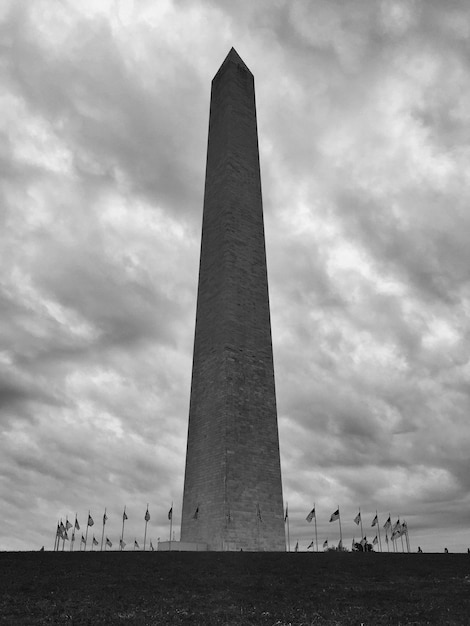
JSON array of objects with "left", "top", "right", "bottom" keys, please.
[{"left": 1, "top": 552, "right": 470, "bottom": 625}]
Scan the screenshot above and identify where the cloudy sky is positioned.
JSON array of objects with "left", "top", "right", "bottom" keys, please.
[{"left": 1, "top": 0, "right": 470, "bottom": 553}]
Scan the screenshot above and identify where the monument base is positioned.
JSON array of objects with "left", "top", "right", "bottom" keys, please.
[{"left": 157, "top": 541, "right": 208, "bottom": 552}]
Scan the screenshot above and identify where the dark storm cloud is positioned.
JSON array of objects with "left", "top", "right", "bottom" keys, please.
[{"left": 2, "top": 1, "right": 206, "bottom": 219}]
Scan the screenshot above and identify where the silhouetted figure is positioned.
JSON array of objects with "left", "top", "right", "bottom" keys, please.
[
  {"left": 444, "top": 547, "right": 449, "bottom": 553},
  {"left": 39, "top": 546, "right": 44, "bottom": 552},
  {"left": 353, "top": 540, "right": 373, "bottom": 552},
  {"left": 417, "top": 546, "right": 423, "bottom": 553}
]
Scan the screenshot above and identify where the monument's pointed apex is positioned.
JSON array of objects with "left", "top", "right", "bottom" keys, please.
[
  {"left": 216, "top": 47, "right": 252, "bottom": 77},
  {"left": 226, "top": 47, "right": 243, "bottom": 63}
]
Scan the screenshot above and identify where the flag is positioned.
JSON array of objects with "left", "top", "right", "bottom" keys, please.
[
  {"left": 306, "top": 507, "right": 315, "bottom": 523},
  {"left": 88, "top": 514, "right": 94, "bottom": 527},
  {"left": 168, "top": 507, "right": 173, "bottom": 520},
  {"left": 123, "top": 509, "right": 128, "bottom": 521},
  {"left": 294, "top": 542, "right": 299, "bottom": 552},
  {"left": 59, "top": 521, "right": 66, "bottom": 533},
  {"left": 65, "top": 520, "right": 72, "bottom": 530},
  {"left": 120, "top": 539, "right": 126, "bottom": 549},
  {"left": 371, "top": 514, "right": 378, "bottom": 527},
  {"left": 150, "top": 541, "right": 154, "bottom": 551},
  {"left": 57, "top": 525, "right": 64, "bottom": 540},
  {"left": 284, "top": 504, "right": 288, "bottom": 522},
  {"left": 145, "top": 508, "right": 150, "bottom": 522},
  {"left": 383, "top": 516, "right": 391, "bottom": 531},
  {"left": 329, "top": 509, "right": 339, "bottom": 522},
  {"left": 71, "top": 532, "right": 75, "bottom": 542},
  {"left": 134, "top": 540, "right": 140, "bottom": 549},
  {"left": 92, "top": 536, "right": 98, "bottom": 546},
  {"left": 103, "top": 512, "right": 108, "bottom": 524},
  {"left": 373, "top": 536, "right": 378, "bottom": 545},
  {"left": 256, "top": 504, "right": 262, "bottom": 522},
  {"left": 360, "top": 536, "right": 367, "bottom": 546},
  {"left": 106, "top": 537, "right": 112, "bottom": 548},
  {"left": 81, "top": 535, "right": 86, "bottom": 544},
  {"left": 75, "top": 518, "right": 80, "bottom": 530},
  {"left": 385, "top": 534, "right": 389, "bottom": 544},
  {"left": 338, "top": 539, "right": 342, "bottom": 550},
  {"left": 63, "top": 531, "right": 69, "bottom": 541},
  {"left": 307, "top": 541, "right": 314, "bottom": 549},
  {"left": 354, "top": 512, "right": 361, "bottom": 525},
  {"left": 392, "top": 519, "right": 400, "bottom": 533},
  {"left": 193, "top": 507, "right": 199, "bottom": 520},
  {"left": 323, "top": 539, "right": 328, "bottom": 549},
  {"left": 392, "top": 525, "right": 403, "bottom": 540}
]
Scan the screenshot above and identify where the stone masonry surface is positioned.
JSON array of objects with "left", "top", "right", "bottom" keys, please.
[{"left": 180, "top": 48, "right": 285, "bottom": 551}]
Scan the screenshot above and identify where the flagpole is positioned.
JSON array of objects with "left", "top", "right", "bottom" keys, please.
[
  {"left": 71, "top": 514, "right": 76, "bottom": 552},
  {"left": 376, "top": 512, "right": 382, "bottom": 553},
  {"left": 54, "top": 521, "right": 59, "bottom": 551},
  {"left": 84, "top": 511, "right": 90, "bottom": 551},
  {"left": 144, "top": 504, "right": 149, "bottom": 551},
  {"left": 101, "top": 508, "right": 106, "bottom": 551},
  {"left": 314, "top": 504, "right": 318, "bottom": 552},
  {"left": 390, "top": 513, "right": 396, "bottom": 552},
  {"left": 72, "top": 514, "right": 78, "bottom": 552},
  {"left": 286, "top": 502, "right": 290, "bottom": 552},
  {"left": 374, "top": 509, "right": 382, "bottom": 552},
  {"left": 70, "top": 523, "right": 76, "bottom": 552},
  {"left": 121, "top": 506, "right": 126, "bottom": 551},
  {"left": 338, "top": 506, "right": 343, "bottom": 546},
  {"left": 405, "top": 522, "right": 410, "bottom": 553},
  {"left": 169, "top": 502, "right": 173, "bottom": 551},
  {"left": 386, "top": 532, "right": 389, "bottom": 552},
  {"left": 62, "top": 516, "right": 67, "bottom": 551}
]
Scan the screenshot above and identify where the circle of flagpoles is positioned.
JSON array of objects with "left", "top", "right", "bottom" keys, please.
[{"left": 52, "top": 503, "right": 412, "bottom": 553}]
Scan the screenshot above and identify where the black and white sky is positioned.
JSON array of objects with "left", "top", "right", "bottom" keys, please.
[{"left": 1, "top": 0, "right": 470, "bottom": 552}]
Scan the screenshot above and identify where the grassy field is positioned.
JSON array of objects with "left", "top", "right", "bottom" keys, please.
[{"left": 1, "top": 551, "right": 469, "bottom": 625}]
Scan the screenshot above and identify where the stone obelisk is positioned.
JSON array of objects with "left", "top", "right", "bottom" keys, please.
[{"left": 181, "top": 48, "right": 285, "bottom": 551}]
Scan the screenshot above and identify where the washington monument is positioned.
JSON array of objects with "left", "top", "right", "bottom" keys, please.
[{"left": 180, "top": 48, "right": 285, "bottom": 551}]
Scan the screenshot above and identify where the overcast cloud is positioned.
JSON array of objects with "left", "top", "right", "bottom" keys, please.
[{"left": 1, "top": 0, "right": 469, "bottom": 552}]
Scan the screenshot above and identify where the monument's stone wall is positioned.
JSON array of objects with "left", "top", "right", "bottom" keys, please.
[
  {"left": 180, "top": 49, "right": 285, "bottom": 551},
  {"left": 157, "top": 541, "right": 208, "bottom": 552}
]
